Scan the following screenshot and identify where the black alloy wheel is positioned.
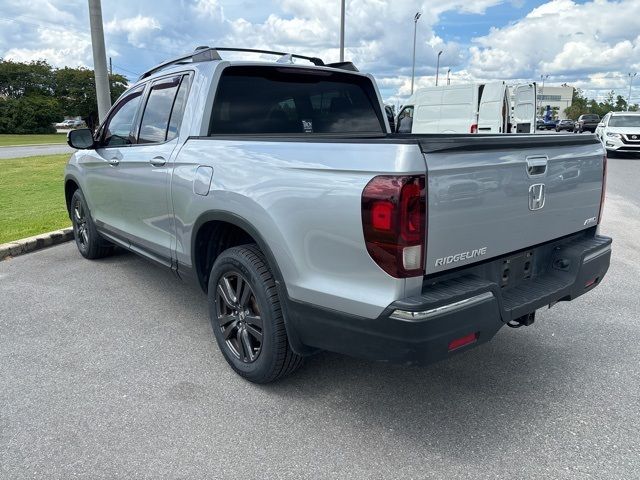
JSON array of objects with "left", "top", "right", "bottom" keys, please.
[
  {"left": 70, "top": 189, "right": 112, "bottom": 259},
  {"left": 72, "top": 196, "right": 90, "bottom": 250},
  {"left": 215, "top": 271, "right": 263, "bottom": 363},
  {"left": 207, "top": 244, "right": 303, "bottom": 383}
]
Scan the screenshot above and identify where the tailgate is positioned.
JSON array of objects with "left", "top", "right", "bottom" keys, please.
[{"left": 417, "top": 134, "right": 605, "bottom": 274}]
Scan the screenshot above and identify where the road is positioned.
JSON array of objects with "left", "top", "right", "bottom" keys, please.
[
  {"left": 1, "top": 158, "right": 638, "bottom": 479},
  {"left": 0, "top": 144, "right": 73, "bottom": 159}
]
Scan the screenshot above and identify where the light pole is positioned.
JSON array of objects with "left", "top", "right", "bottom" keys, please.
[
  {"left": 538, "top": 74, "right": 549, "bottom": 115},
  {"left": 88, "top": 0, "right": 111, "bottom": 123},
  {"left": 627, "top": 72, "right": 637, "bottom": 111},
  {"left": 339, "top": 0, "right": 345, "bottom": 62},
  {"left": 435, "top": 50, "right": 443, "bottom": 86},
  {"left": 410, "top": 12, "right": 421, "bottom": 95}
]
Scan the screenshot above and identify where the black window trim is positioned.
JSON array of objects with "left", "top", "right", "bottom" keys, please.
[{"left": 133, "top": 70, "right": 194, "bottom": 147}]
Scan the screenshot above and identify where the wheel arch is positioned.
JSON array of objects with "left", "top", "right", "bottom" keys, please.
[
  {"left": 64, "top": 175, "right": 81, "bottom": 217},
  {"left": 190, "top": 210, "right": 312, "bottom": 355}
]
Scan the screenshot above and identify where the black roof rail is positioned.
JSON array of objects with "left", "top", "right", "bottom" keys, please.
[
  {"left": 212, "top": 47, "right": 325, "bottom": 66},
  {"left": 138, "top": 47, "right": 221, "bottom": 80},
  {"left": 325, "top": 61, "right": 359, "bottom": 72},
  {"left": 138, "top": 46, "right": 358, "bottom": 81}
]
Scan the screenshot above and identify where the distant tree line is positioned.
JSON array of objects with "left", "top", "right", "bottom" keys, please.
[
  {"left": 0, "top": 59, "right": 128, "bottom": 134},
  {"left": 564, "top": 88, "right": 638, "bottom": 120}
]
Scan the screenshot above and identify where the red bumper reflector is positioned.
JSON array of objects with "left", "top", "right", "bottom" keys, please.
[
  {"left": 585, "top": 277, "right": 599, "bottom": 289},
  {"left": 448, "top": 332, "right": 478, "bottom": 351}
]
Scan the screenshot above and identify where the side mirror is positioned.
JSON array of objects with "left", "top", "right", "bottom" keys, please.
[{"left": 67, "top": 128, "right": 96, "bottom": 149}]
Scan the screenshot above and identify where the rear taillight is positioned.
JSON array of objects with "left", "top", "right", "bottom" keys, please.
[
  {"left": 361, "top": 175, "right": 426, "bottom": 278},
  {"left": 470, "top": 124, "right": 478, "bottom": 134},
  {"left": 598, "top": 155, "right": 607, "bottom": 224}
]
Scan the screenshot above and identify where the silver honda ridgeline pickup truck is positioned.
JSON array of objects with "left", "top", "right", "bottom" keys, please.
[{"left": 65, "top": 47, "right": 611, "bottom": 383}]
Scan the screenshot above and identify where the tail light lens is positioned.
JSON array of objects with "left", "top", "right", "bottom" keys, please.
[
  {"left": 361, "top": 175, "right": 426, "bottom": 278},
  {"left": 598, "top": 155, "right": 607, "bottom": 224},
  {"left": 470, "top": 124, "right": 478, "bottom": 134}
]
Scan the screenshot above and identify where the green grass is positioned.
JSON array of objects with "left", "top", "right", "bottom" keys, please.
[
  {"left": 0, "top": 154, "right": 71, "bottom": 244},
  {"left": 0, "top": 134, "right": 67, "bottom": 147}
]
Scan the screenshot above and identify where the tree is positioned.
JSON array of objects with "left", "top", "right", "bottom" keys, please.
[
  {"left": 564, "top": 88, "right": 588, "bottom": 120},
  {"left": 0, "top": 96, "right": 61, "bottom": 134},
  {"left": 0, "top": 59, "right": 55, "bottom": 98},
  {"left": 614, "top": 95, "right": 627, "bottom": 112},
  {"left": 0, "top": 59, "right": 128, "bottom": 134},
  {"left": 54, "top": 67, "right": 127, "bottom": 130}
]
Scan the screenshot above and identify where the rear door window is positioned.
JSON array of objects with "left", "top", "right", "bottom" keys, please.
[
  {"left": 138, "top": 76, "right": 183, "bottom": 144},
  {"left": 209, "top": 66, "right": 384, "bottom": 135}
]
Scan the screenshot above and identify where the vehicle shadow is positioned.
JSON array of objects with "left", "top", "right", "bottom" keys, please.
[
  {"left": 96, "top": 248, "right": 576, "bottom": 460},
  {"left": 262, "top": 329, "right": 573, "bottom": 458},
  {"left": 607, "top": 151, "right": 640, "bottom": 160}
]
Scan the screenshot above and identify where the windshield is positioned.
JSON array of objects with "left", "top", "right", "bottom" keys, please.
[{"left": 608, "top": 115, "right": 640, "bottom": 127}]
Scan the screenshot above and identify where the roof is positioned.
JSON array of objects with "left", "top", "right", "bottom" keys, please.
[{"left": 137, "top": 47, "right": 359, "bottom": 81}]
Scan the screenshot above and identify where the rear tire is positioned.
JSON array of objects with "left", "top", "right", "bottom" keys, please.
[
  {"left": 207, "top": 244, "right": 303, "bottom": 383},
  {"left": 70, "top": 189, "right": 112, "bottom": 259}
]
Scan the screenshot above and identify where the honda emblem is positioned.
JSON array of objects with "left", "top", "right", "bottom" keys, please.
[{"left": 528, "top": 183, "right": 546, "bottom": 211}]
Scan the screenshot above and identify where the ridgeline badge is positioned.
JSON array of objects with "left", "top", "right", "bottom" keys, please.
[{"left": 435, "top": 247, "right": 488, "bottom": 267}]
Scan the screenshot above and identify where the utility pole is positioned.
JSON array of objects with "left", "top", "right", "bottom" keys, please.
[
  {"left": 410, "top": 12, "right": 421, "bottom": 95},
  {"left": 435, "top": 50, "right": 443, "bottom": 86},
  {"left": 109, "top": 56, "right": 113, "bottom": 76},
  {"left": 88, "top": 0, "right": 111, "bottom": 123},
  {"left": 627, "top": 72, "right": 637, "bottom": 111},
  {"left": 339, "top": 0, "right": 345, "bottom": 62},
  {"left": 538, "top": 74, "right": 549, "bottom": 114}
]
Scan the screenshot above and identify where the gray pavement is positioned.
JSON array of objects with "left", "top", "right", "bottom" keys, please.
[
  {"left": 0, "top": 144, "right": 73, "bottom": 159},
  {"left": 1, "top": 158, "right": 639, "bottom": 479}
]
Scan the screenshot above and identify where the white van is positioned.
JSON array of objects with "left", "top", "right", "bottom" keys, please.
[{"left": 396, "top": 82, "right": 536, "bottom": 134}]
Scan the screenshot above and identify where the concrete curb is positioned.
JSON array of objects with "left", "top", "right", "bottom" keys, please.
[{"left": 0, "top": 228, "right": 74, "bottom": 261}]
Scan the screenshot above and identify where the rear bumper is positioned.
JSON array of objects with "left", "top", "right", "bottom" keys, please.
[{"left": 286, "top": 233, "right": 611, "bottom": 365}]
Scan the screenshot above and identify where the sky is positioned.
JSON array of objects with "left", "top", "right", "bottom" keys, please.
[{"left": 1, "top": 0, "right": 639, "bottom": 106}]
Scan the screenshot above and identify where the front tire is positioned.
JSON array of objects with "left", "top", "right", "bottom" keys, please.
[
  {"left": 207, "top": 244, "right": 303, "bottom": 383},
  {"left": 70, "top": 189, "right": 112, "bottom": 259}
]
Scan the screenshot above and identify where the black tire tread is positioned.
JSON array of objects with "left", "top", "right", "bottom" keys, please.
[
  {"left": 71, "top": 189, "right": 112, "bottom": 260},
  {"left": 212, "top": 244, "right": 303, "bottom": 383}
]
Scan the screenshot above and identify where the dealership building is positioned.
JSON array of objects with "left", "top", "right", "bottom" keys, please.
[{"left": 536, "top": 85, "right": 574, "bottom": 119}]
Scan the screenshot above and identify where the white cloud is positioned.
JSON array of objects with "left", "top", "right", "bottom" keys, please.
[
  {"left": 105, "top": 15, "right": 162, "bottom": 48},
  {"left": 1, "top": 0, "right": 639, "bottom": 103},
  {"left": 468, "top": 0, "right": 640, "bottom": 81}
]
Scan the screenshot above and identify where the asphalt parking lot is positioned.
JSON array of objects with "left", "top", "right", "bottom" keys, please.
[{"left": 1, "top": 157, "right": 639, "bottom": 479}]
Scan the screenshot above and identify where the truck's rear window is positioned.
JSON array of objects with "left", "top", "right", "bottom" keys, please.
[{"left": 209, "top": 66, "right": 384, "bottom": 135}]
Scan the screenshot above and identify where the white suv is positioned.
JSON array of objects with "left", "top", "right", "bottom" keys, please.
[{"left": 595, "top": 111, "right": 640, "bottom": 154}]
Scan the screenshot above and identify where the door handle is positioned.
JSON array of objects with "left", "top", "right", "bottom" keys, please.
[
  {"left": 526, "top": 155, "right": 548, "bottom": 176},
  {"left": 108, "top": 158, "right": 120, "bottom": 167},
  {"left": 150, "top": 156, "right": 166, "bottom": 167}
]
